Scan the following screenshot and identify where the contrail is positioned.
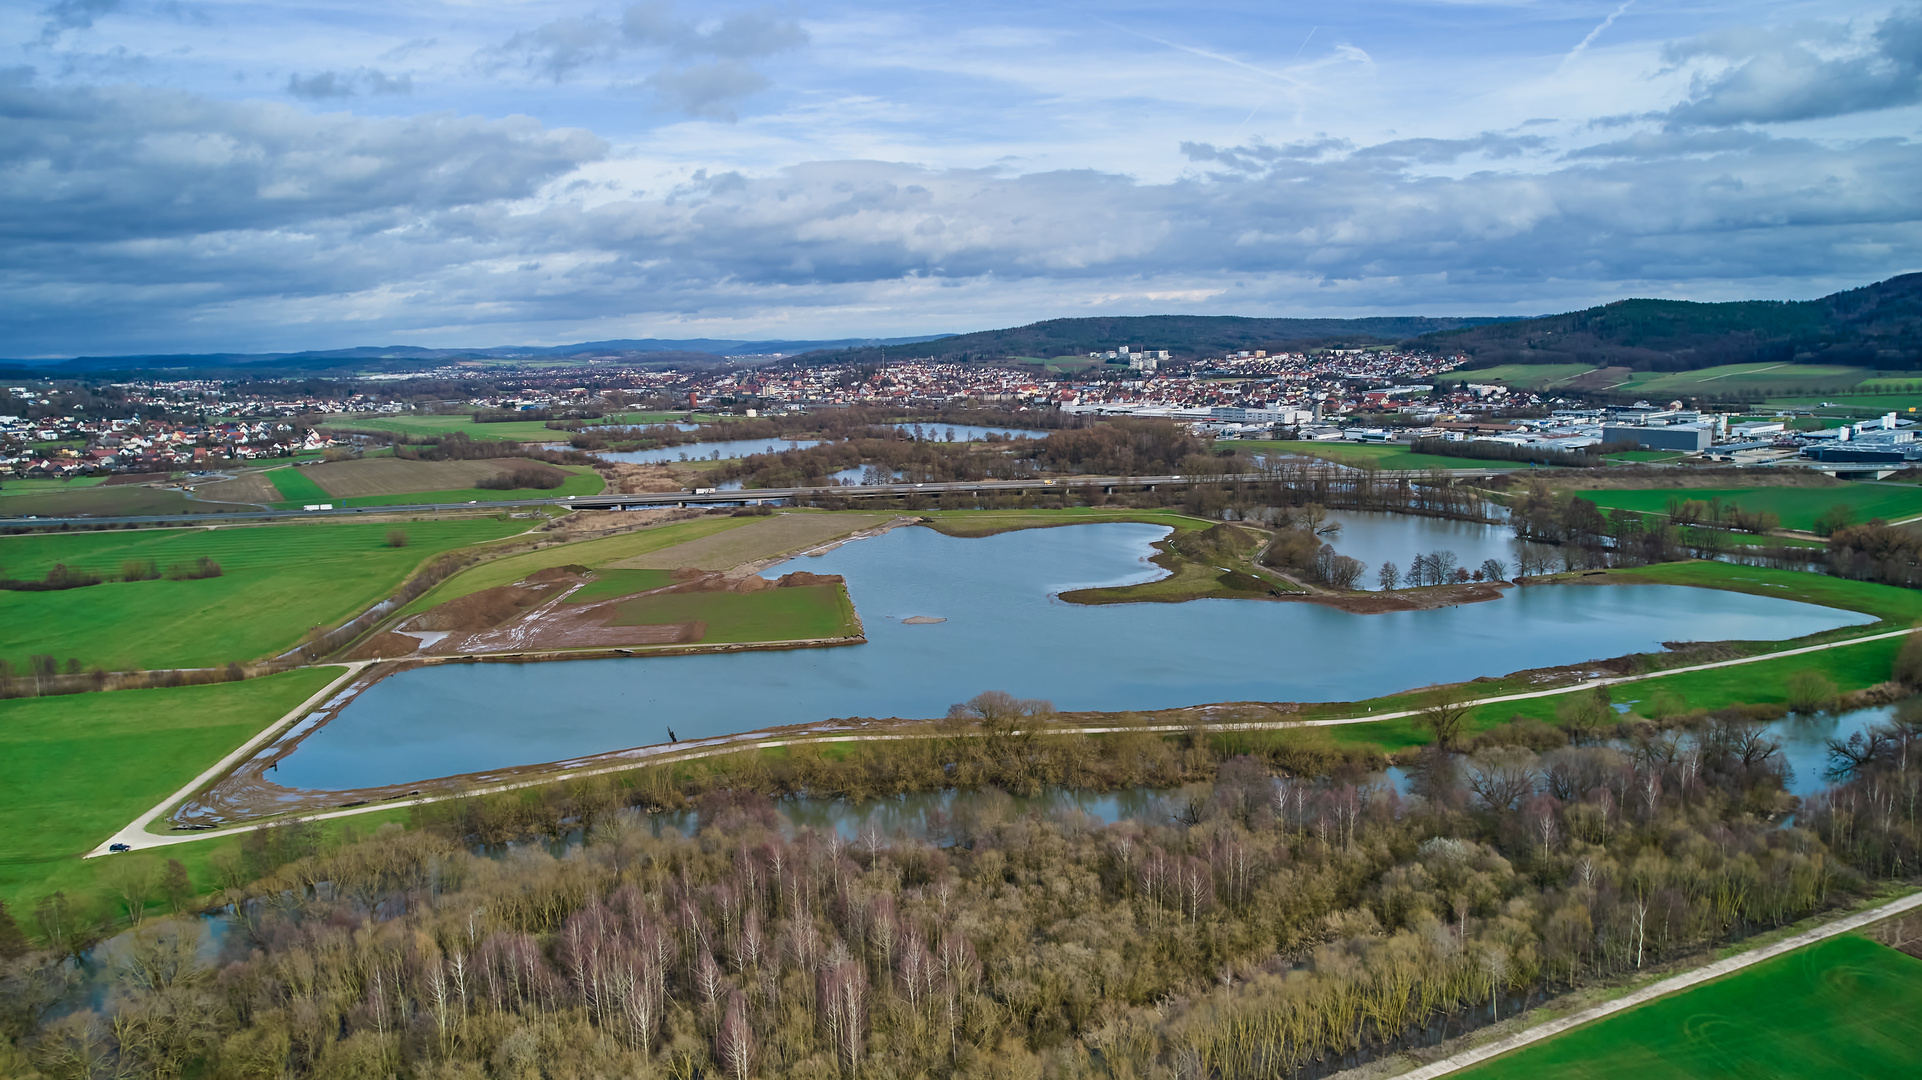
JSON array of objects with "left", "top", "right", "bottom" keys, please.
[
  {"left": 1093, "top": 16, "right": 1312, "bottom": 90},
  {"left": 1292, "top": 26, "right": 1318, "bottom": 60},
  {"left": 1561, "top": 0, "right": 1632, "bottom": 69}
]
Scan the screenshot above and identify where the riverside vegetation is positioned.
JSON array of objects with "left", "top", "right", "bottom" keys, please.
[{"left": 4, "top": 677, "right": 1921, "bottom": 1080}]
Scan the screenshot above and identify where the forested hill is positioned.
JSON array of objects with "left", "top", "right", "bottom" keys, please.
[
  {"left": 787, "top": 314, "right": 1510, "bottom": 366},
  {"left": 1425, "top": 272, "right": 1922, "bottom": 372}
]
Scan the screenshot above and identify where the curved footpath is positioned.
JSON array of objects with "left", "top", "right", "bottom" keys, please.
[{"left": 87, "top": 623, "right": 1919, "bottom": 858}]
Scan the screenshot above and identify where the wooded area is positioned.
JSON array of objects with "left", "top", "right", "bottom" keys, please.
[{"left": 4, "top": 685, "right": 1918, "bottom": 1080}]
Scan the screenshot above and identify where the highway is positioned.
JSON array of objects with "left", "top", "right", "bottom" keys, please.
[{"left": 1, "top": 467, "right": 1508, "bottom": 527}]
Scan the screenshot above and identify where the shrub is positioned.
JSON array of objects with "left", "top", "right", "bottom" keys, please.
[
  {"left": 1894, "top": 631, "right": 1922, "bottom": 687},
  {"left": 1786, "top": 668, "right": 1838, "bottom": 714},
  {"left": 476, "top": 467, "right": 566, "bottom": 490},
  {"left": 164, "top": 556, "right": 222, "bottom": 581},
  {"left": 385, "top": 529, "right": 409, "bottom": 548}
]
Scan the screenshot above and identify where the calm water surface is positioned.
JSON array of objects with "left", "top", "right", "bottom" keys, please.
[
  {"left": 595, "top": 437, "right": 823, "bottom": 464},
  {"left": 1318, "top": 510, "right": 1555, "bottom": 588},
  {"left": 273, "top": 523, "right": 1872, "bottom": 790}
]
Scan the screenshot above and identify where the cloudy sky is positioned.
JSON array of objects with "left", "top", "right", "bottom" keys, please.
[{"left": 3, "top": 0, "right": 1919, "bottom": 354}]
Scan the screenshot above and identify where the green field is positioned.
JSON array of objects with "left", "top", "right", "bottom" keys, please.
[
  {"left": 0, "top": 476, "right": 111, "bottom": 498},
  {"left": 1232, "top": 440, "right": 1513, "bottom": 471},
  {"left": 1603, "top": 450, "right": 1687, "bottom": 463},
  {"left": 610, "top": 582, "right": 858, "bottom": 642},
  {"left": 320, "top": 413, "right": 562, "bottom": 442},
  {"left": 264, "top": 465, "right": 331, "bottom": 504},
  {"left": 0, "top": 483, "right": 207, "bottom": 518},
  {"left": 1449, "top": 363, "right": 1596, "bottom": 388},
  {"left": 1458, "top": 934, "right": 1922, "bottom": 1080},
  {"left": 0, "top": 517, "right": 527, "bottom": 669},
  {"left": 1613, "top": 363, "right": 1877, "bottom": 397},
  {"left": 564, "top": 567, "right": 675, "bottom": 603},
  {"left": 398, "top": 514, "right": 758, "bottom": 615},
  {"left": 0, "top": 667, "right": 343, "bottom": 914},
  {"left": 1769, "top": 393, "right": 1922, "bottom": 416},
  {"left": 332, "top": 464, "right": 603, "bottom": 507},
  {"left": 1577, "top": 484, "right": 1922, "bottom": 531}
]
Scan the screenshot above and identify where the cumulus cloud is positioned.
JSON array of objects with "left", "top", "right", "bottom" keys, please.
[
  {"left": 485, "top": 1, "right": 806, "bottom": 119},
  {"left": 287, "top": 68, "right": 414, "bottom": 100},
  {"left": 1660, "top": 7, "right": 1922, "bottom": 126},
  {"left": 5, "top": 77, "right": 1920, "bottom": 356},
  {"left": 0, "top": 76, "right": 606, "bottom": 242}
]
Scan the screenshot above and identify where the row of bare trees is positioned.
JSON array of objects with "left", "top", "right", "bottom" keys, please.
[{"left": 10, "top": 677, "right": 1921, "bottom": 1079}]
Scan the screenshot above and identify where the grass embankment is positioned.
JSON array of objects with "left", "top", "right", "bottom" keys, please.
[
  {"left": 0, "top": 517, "right": 527, "bottom": 669},
  {"left": 916, "top": 506, "right": 1215, "bottom": 537},
  {"left": 0, "top": 667, "right": 344, "bottom": 915},
  {"left": 1229, "top": 440, "right": 1506, "bottom": 471},
  {"left": 611, "top": 583, "right": 859, "bottom": 642},
  {"left": 1577, "top": 483, "right": 1922, "bottom": 531},
  {"left": 1458, "top": 934, "right": 1922, "bottom": 1080},
  {"left": 1060, "top": 521, "right": 1304, "bottom": 604}
]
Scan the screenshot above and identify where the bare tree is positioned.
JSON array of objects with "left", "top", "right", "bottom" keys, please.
[
  {"left": 1377, "top": 561, "right": 1400, "bottom": 591},
  {"left": 1465, "top": 747, "right": 1540, "bottom": 811},
  {"left": 1417, "top": 685, "right": 1474, "bottom": 749}
]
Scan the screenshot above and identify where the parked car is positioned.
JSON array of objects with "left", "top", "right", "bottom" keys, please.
[{"left": 108, "top": 843, "right": 131, "bottom": 852}]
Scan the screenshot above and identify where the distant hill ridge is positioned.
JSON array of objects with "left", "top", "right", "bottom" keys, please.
[
  {"left": 1425, "top": 272, "right": 1922, "bottom": 372},
  {"left": 4, "top": 272, "right": 1917, "bottom": 377},
  {"left": 786, "top": 314, "right": 1511, "bottom": 367}
]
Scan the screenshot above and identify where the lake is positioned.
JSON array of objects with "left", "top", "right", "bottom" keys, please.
[
  {"left": 268, "top": 521, "right": 1874, "bottom": 791},
  {"left": 594, "top": 437, "right": 823, "bottom": 465},
  {"left": 888, "top": 422, "right": 1048, "bottom": 441},
  {"left": 1319, "top": 509, "right": 1555, "bottom": 588}
]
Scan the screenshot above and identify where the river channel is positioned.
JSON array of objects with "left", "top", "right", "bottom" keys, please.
[{"left": 267, "top": 521, "right": 1873, "bottom": 791}]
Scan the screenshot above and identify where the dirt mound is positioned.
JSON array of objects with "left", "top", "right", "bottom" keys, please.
[
  {"left": 411, "top": 585, "right": 542, "bottom": 631},
  {"left": 349, "top": 632, "right": 421, "bottom": 659},
  {"left": 603, "top": 462, "right": 694, "bottom": 494},
  {"left": 662, "top": 569, "right": 779, "bottom": 594},
  {"left": 775, "top": 571, "right": 844, "bottom": 587}
]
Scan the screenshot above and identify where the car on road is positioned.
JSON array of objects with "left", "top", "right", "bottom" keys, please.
[{"left": 108, "top": 843, "right": 131, "bottom": 852}]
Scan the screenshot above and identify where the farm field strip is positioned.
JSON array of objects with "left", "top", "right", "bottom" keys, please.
[
  {"left": 1575, "top": 484, "right": 1922, "bottom": 532},
  {"left": 1428, "top": 909, "right": 1922, "bottom": 1080},
  {"left": 0, "top": 517, "right": 529, "bottom": 669},
  {"left": 265, "top": 466, "right": 331, "bottom": 504},
  {"left": 607, "top": 511, "right": 893, "bottom": 570}
]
